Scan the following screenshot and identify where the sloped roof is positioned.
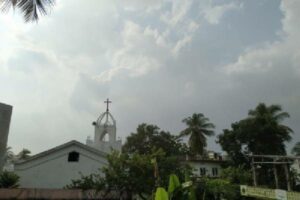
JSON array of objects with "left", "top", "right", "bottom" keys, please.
[{"left": 15, "top": 140, "right": 107, "bottom": 165}]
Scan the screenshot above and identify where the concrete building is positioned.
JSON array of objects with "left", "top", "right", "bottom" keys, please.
[
  {"left": 184, "top": 153, "right": 225, "bottom": 178},
  {"left": 15, "top": 99, "right": 121, "bottom": 188},
  {"left": 15, "top": 141, "right": 107, "bottom": 188},
  {"left": 0, "top": 103, "right": 13, "bottom": 171}
]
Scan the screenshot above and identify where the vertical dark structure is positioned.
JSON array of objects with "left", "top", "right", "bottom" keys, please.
[{"left": 0, "top": 103, "right": 12, "bottom": 171}]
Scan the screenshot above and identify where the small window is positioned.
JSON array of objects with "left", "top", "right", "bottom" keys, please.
[
  {"left": 68, "top": 151, "right": 79, "bottom": 162},
  {"left": 200, "top": 168, "right": 206, "bottom": 176},
  {"left": 212, "top": 168, "right": 218, "bottom": 176}
]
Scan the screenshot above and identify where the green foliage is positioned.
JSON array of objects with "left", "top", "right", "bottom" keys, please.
[
  {"left": 155, "top": 174, "right": 196, "bottom": 200},
  {"left": 218, "top": 103, "right": 293, "bottom": 188},
  {"left": 292, "top": 142, "right": 300, "bottom": 156},
  {"left": 155, "top": 187, "right": 169, "bottom": 200},
  {"left": 195, "top": 178, "right": 242, "bottom": 200},
  {"left": 17, "top": 148, "right": 31, "bottom": 160},
  {"left": 4, "top": 147, "right": 31, "bottom": 164},
  {"left": 0, "top": 171, "right": 20, "bottom": 188},
  {"left": 101, "top": 149, "right": 190, "bottom": 199},
  {"left": 218, "top": 103, "right": 293, "bottom": 166},
  {"left": 168, "top": 174, "right": 180, "bottom": 195},
  {"left": 123, "top": 123, "right": 188, "bottom": 156},
  {"left": 180, "top": 113, "right": 215, "bottom": 155},
  {"left": 65, "top": 172, "right": 105, "bottom": 190},
  {"left": 220, "top": 166, "right": 252, "bottom": 185}
]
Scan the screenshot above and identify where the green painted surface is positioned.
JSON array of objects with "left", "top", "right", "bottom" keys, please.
[{"left": 241, "top": 185, "right": 300, "bottom": 200}]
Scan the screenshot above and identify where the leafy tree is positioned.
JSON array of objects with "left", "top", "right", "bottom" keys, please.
[
  {"left": 218, "top": 122, "right": 250, "bottom": 167},
  {"left": 220, "top": 166, "right": 251, "bottom": 185},
  {"left": 218, "top": 103, "right": 293, "bottom": 164},
  {"left": 179, "top": 113, "right": 215, "bottom": 155},
  {"left": 0, "top": 0, "right": 54, "bottom": 22},
  {"left": 0, "top": 171, "right": 19, "bottom": 188},
  {"left": 103, "top": 149, "right": 189, "bottom": 200},
  {"left": 244, "top": 103, "right": 292, "bottom": 155},
  {"left": 123, "top": 123, "right": 188, "bottom": 156},
  {"left": 65, "top": 172, "right": 105, "bottom": 190},
  {"left": 292, "top": 142, "right": 300, "bottom": 156},
  {"left": 194, "top": 177, "right": 247, "bottom": 200},
  {"left": 218, "top": 103, "right": 293, "bottom": 187}
]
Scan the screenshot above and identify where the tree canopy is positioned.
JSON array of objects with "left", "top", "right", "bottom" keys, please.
[
  {"left": 123, "top": 123, "right": 188, "bottom": 156},
  {"left": 219, "top": 103, "right": 293, "bottom": 166}
]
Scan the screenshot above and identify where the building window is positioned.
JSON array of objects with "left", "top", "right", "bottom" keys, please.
[
  {"left": 212, "top": 168, "right": 218, "bottom": 176},
  {"left": 200, "top": 168, "right": 206, "bottom": 176},
  {"left": 68, "top": 151, "right": 79, "bottom": 162}
]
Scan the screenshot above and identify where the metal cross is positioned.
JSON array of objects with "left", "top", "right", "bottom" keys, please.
[{"left": 104, "top": 98, "right": 112, "bottom": 112}]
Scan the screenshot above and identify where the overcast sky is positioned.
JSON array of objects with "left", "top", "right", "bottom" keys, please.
[{"left": 1, "top": 0, "right": 300, "bottom": 154}]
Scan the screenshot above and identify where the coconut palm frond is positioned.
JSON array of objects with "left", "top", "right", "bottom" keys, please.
[
  {"left": 180, "top": 113, "right": 215, "bottom": 155},
  {"left": 0, "top": 0, "right": 18, "bottom": 12},
  {"left": 292, "top": 142, "right": 300, "bottom": 156},
  {"left": 18, "top": 0, "right": 54, "bottom": 22},
  {"left": 1, "top": 0, "right": 54, "bottom": 22}
]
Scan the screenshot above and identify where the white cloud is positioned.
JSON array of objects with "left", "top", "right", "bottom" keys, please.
[
  {"left": 161, "top": 0, "right": 193, "bottom": 27},
  {"left": 120, "top": 0, "right": 162, "bottom": 13},
  {"left": 95, "top": 21, "right": 164, "bottom": 82},
  {"left": 202, "top": 2, "right": 242, "bottom": 25},
  {"left": 224, "top": 0, "right": 300, "bottom": 75},
  {"left": 172, "top": 35, "right": 192, "bottom": 55}
]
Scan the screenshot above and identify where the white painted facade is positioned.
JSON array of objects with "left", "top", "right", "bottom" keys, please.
[
  {"left": 15, "top": 141, "right": 107, "bottom": 188},
  {"left": 14, "top": 101, "right": 123, "bottom": 189},
  {"left": 187, "top": 160, "right": 223, "bottom": 178},
  {"left": 86, "top": 106, "right": 121, "bottom": 153}
]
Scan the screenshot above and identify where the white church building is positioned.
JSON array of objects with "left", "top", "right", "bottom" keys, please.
[{"left": 14, "top": 99, "right": 122, "bottom": 188}]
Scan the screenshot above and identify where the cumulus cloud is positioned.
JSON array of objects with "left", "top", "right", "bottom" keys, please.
[
  {"left": 120, "top": 0, "right": 162, "bottom": 12},
  {"left": 95, "top": 21, "right": 164, "bottom": 82},
  {"left": 96, "top": 0, "right": 201, "bottom": 82},
  {"left": 202, "top": 2, "right": 242, "bottom": 25},
  {"left": 224, "top": 0, "right": 300, "bottom": 75},
  {"left": 160, "top": 0, "right": 193, "bottom": 27}
]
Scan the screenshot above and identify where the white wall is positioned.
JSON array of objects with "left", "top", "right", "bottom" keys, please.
[
  {"left": 15, "top": 144, "right": 107, "bottom": 189},
  {"left": 187, "top": 161, "right": 223, "bottom": 177}
]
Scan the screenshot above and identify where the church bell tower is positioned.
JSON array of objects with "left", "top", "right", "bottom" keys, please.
[{"left": 86, "top": 99, "right": 122, "bottom": 153}]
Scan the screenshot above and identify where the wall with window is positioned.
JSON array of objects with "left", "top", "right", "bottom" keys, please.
[
  {"left": 15, "top": 144, "right": 107, "bottom": 188},
  {"left": 187, "top": 161, "right": 223, "bottom": 177}
]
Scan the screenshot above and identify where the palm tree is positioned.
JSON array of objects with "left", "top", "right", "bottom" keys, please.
[
  {"left": 179, "top": 113, "right": 215, "bottom": 155},
  {"left": 246, "top": 103, "right": 293, "bottom": 155},
  {"left": 16, "top": 148, "right": 31, "bottom": 160},
  {"left": 1, "top": 0, "right": 54, "bottom": 22},
  {"left": 292, "top": 142, "right": 300, "bottom": 156}
]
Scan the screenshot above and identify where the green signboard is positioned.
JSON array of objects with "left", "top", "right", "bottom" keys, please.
[{"left": 240, "top": 185, "right": 300, "bottom": 200}]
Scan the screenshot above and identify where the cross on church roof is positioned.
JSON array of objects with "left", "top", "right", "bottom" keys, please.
[{"left": 104, "top": 98, "right": 112, "bottom": 112}]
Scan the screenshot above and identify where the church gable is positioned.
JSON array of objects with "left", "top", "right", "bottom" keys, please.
[{"left": 14, "top": 140, "right": 108, "bottom": 189}]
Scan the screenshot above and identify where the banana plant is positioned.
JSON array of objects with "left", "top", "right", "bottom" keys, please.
[{"left": 154, "top": 173, "right": 196, "bottom": 200}]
